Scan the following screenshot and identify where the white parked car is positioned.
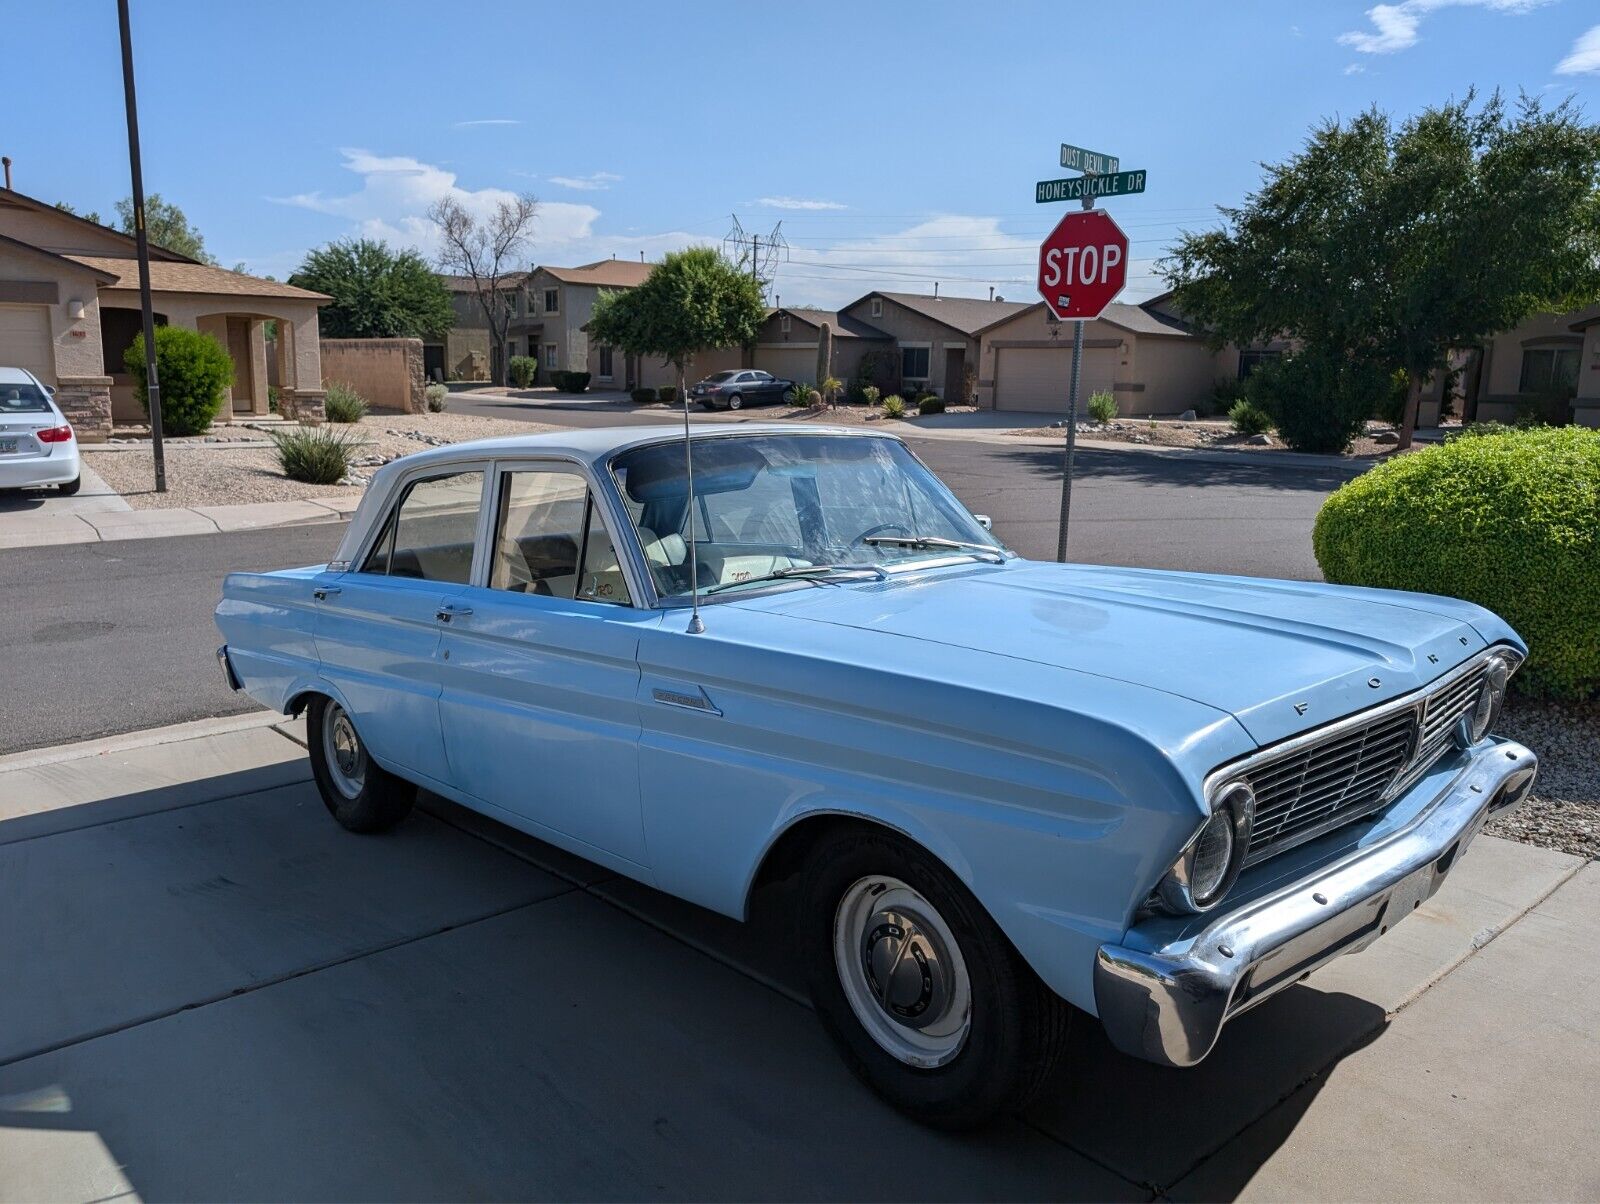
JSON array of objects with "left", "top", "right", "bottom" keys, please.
[{"left": 0, "top": 367, "right": 80, "bottom": 494}]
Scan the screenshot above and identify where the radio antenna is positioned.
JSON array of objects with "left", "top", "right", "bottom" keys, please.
[{"left": 679, "top": 361, "right": 705, "bottom": 634}]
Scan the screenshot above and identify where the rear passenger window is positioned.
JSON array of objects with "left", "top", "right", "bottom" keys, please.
[
  {"left": 492, "top": 469, "right": 632, "bottom": 605},
  {"left": 359, "top": 471, "right": 484, "bottom": 583}
]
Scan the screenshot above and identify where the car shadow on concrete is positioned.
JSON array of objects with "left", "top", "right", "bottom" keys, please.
[{"left": 2, "top": 777, "right": 1387, "bottom": 1201}]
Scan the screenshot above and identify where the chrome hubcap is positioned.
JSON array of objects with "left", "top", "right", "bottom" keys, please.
[
  {"left": 834, "top": 876, "right": 971, "bottom": 1067},
  {"left": 322, "top": 703, "right": 367, "bottom": 799}
]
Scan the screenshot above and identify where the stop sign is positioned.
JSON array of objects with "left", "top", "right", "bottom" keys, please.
[{"left": 1037, "top": 209, "right": 1128, "bottom": 321}]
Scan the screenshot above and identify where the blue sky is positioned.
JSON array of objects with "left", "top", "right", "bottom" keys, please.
[{"left": 3, "top": 0, "right": 1596, "bottom": 308}]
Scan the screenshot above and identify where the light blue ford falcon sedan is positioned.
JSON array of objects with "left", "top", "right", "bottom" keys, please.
[{"left": 215, "top": 424, "right": 1538, "bottom": 1128}]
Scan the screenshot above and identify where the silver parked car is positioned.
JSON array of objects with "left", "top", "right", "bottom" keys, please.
[{"left": 0, "top": 367, "right": 81, "bottom": 494}]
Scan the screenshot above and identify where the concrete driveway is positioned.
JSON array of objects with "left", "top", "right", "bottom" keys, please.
[{"left": 2, "top": 715, "right": 1595, "bottom": 1202}]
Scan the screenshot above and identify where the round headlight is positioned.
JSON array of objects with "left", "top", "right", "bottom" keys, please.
[
  {"left": 1158, "top": 781, "right": 1254, "bottom": 913},
  {"left": 1464, "top": 655, "right": 1512, "bottom": 745}
]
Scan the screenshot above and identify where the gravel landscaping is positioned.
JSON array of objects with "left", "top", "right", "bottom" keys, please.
[
  {"left": 1490, "top": 697, "right": 1600, "bottom": 861},
  {"left": 86, "top": 414, "right": 558, "bottom": 510},
  {"left": 1003, "top": 416, "right": 1416, "bottom": 458}
]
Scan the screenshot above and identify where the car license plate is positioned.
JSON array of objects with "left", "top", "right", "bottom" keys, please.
[{"left": 0, "top": 438, "right": 17, "bottom": 454}]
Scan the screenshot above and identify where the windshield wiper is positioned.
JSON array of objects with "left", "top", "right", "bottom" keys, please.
[
  {"left": 703, "top": 563, "right": 888, "bottom": 596},
  {"left": 861, "top": 535, "right": 1005, "bottom": 562}
]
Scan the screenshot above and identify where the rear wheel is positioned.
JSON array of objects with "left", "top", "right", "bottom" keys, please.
[
  {"left": 307, "top": 696, "right": 415, "bottom": 833},
  {"left": 59, "top": 475, "right": 81, "bottom": 496},
  {"left": 799, "top": 827, "right": 1071, "bottom": 1129},
  {"left": 727, "top": 393, "right": 744, "bottom": 411}
]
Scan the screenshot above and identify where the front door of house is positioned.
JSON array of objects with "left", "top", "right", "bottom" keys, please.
[{"left": 227, "top": 318, "right": 254, "bottom": 412}]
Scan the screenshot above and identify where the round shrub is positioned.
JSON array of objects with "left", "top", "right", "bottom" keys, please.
[
  {"left": 917, "top": 393, "right": 946, "bottom": 415},
  {"left": 123, "top": 326, "right": 231, "bottom": 436},
  {"left": 507, "top": 356, "right": 538, "bottom": 388},
  {"left": 323, "top": 381, "right": 368, "bottom": 423},
  {"left": 1228, "top": 398, "right": 1274, "bottom": 436},
  {"left": 1246, "top": 351, "right": 1386, "bottom": 453},
  {"left": 631, "top": 387, "right": 657, "bottom": 404},
  {"left": 1086, "top": 390, "right": 1118, "bottom": 424},
  {"left": 424, "top": 383, "right": 448, "bottom": 412},
  {"left": 1313, "top": 426, "right": 1600, "bottom": 699},
  {"left": 657, "top": 385, "right": 677, "bottom": 402}
]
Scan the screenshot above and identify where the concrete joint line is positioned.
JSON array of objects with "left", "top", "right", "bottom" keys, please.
[{"left": 0, "top": 710, "right": 287, "bottom": 772}]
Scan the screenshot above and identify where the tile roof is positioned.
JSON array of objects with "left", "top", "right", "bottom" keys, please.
[
  {"left": 66, "top": 255, "right": 329, "bottom": 301},
  {"left": 441, "top": 272, "right": 530, "bottom": 293},
  {"left": 539, "top": 259, "right": 656, "bottom": 288},
  {"left": 0, "top": 233, "right": 119, "bottom": 281},
  {"left": 870, "top": 291, "right": 1034, "bottom": 336},
  {"left": 776, "top": 307, "right": 891, "bottom": 339},
  {"left": 971, "top": 299, "right": 1201, "bottom": 338}
]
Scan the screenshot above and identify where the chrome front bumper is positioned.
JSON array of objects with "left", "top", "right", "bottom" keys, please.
[{"left": 1094, "top": 737, "right": 1538, "bottom": 1068}]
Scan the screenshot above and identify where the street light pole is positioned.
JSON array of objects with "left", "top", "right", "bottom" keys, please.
[{"left": 117, "top": 0, "right": 166, "bottom": 493}]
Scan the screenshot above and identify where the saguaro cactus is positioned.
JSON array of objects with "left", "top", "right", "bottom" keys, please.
[{"left": 815, "top": 322, "right": 833, "bottom": 389}]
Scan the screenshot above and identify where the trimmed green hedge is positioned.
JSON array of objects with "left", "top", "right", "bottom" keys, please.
[
  {"left": 1313, "top": 426, "right": 1600, "bottom": 699},
  {"left": 124, "top": 326, "right": 231, "bottom": 436},
  {"left": 508, "top": 356, "right": 538, "bottom": 388},
  {"left": 550, "top": 370, "right": 591, "bottom": 393}
]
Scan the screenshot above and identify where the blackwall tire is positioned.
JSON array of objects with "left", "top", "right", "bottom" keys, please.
[
  {"left": 307, "top": 696, "right": 416, "bottom": 833},
  {"left": 799, "top": 827, "right": 1071, "bottom": 1129}
]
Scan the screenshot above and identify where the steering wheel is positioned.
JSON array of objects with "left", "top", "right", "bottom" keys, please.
[{"left": 852, "top": 522, "right": 912, "bottom": 548}]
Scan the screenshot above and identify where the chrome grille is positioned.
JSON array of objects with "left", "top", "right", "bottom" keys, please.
[
  {"left": 1244, "top": 708, "right": 1417, "bottom": 862},
  {"left": 1416, "top": 660, "right": 1488, "bottom": 767}
]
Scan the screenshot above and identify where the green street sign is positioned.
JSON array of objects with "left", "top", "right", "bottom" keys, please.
[
  {"left": 1059, "top": 143, "right": 1120, "bottom": 175},
  {"left": 1036, "top": 171, "right": 1148, "bottom": 203}
]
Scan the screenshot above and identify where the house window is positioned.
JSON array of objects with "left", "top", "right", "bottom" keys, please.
[
  {"left": 1518, "top": 346, "right": 1580, "bottom": 397},
  {"left": 508, "top": 340, "right": 519, "bottom": 358},
  {"left": 544, "top": 288, "right": 560, "bottom": 315},
  {"left": 598, "top": 345, "right": 614, "bottom": 380},
  {"left": 1237, "top": 349, "right": 1281, "bottom": 380},
  {"left": 870, "top": 298, "right": 883, "bottom": 318},
  {"left": 544, "top": 342, "right": 559, "bottom": 371},
  {"left": 901, "top": 345, "right": 930, "bottom": 380},
  {"left": 779, "top": 314, "right": 791, "bottom": 334}
]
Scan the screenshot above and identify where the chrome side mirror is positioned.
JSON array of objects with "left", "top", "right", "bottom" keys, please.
[{"left": 973, "top": 514, "right": 993, "bottom": 531}]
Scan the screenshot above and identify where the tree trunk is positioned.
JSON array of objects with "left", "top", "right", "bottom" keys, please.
[
  {"left": 1396, "top": 374, "right": 1423, "bottom": 451},
  {"left": 1461, "top": 346, "right": 1484, "bottom": 425}
]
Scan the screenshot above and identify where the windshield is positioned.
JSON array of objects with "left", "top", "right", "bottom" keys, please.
[
  {"left": 610, "top": 433, "right": 1006, "bottom": 600},
  {"left": 0, "top": 383, "right": 51, "bottom": 414}
]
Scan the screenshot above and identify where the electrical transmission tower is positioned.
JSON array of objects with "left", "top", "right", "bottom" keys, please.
[{"left": 724, "top": 215, "right": 787, "bottom": 301}]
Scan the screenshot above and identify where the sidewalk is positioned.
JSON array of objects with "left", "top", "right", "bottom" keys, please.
[
  {"left": 0, "top": 712, "right": 1592, "bottom": 1200},
  {"left": 0, "top": 492, "right": 359, "bottom": 549}
]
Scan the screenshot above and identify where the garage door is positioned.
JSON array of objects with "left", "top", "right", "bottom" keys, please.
[
  {"left": 0, "top": 304, "right": 56, "bottom": 386},
  {"left": 757, "top": 348, "right": 818, "bottom": 385},
  {"left": 993, "top": 346, "right": 1115, "bottom": 413}
]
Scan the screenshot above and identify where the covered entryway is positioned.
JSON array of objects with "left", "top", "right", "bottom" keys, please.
[
  {"left": 0, "top": 303, "right": 55, "bottom": 385},
  {"left": 993, "top": 345, "right": 1116, "bottom": 412}
]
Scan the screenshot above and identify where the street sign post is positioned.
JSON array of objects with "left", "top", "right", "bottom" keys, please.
[
  {"left": 1059, "top": 142, "right": 1119, "bottom": 175},
  {"left": 1036, "top": 171, "right": 1147, "bottom": 203},
  {"left": 1035, "top": 203, "right": 1132, "bottom": 563}
]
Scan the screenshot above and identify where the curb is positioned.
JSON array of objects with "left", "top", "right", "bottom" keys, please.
[
  {"left": 0, "top": 495, "right": 356, "bottom": 551},
  {"left": 0, "top": 709, "right": 287, "bottom": 772}
]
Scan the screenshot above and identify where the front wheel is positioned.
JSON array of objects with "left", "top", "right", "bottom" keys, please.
[
  {"left": 307, "top": 696, "right": 416, "bottom": 833},
  {"left": 799, "top": 827, "right": 1070, "bottom": 1129}
]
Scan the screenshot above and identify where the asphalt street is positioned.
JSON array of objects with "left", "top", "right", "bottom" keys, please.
[{"left": 2, "top": 431, "right": 1356, "bottom": 754}]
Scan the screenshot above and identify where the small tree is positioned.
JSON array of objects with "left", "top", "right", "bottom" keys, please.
[
  {"left": 290, "top": 239, "right": 454, "bottom": 340},
  {"left": 124, "top": 327, "right": 232, "bottom": 436},
  {"left": 427, "top": 193, "right": 538, "bottom": 386},
  {"left": 1165, "top": 93, "right": 1600, "bottom": 449},
  {"left": 115, "top": 194, "right": 216, "bottom": 264},
  {"left": 587, "top": 247, "right": 765, "bottom": 409}
]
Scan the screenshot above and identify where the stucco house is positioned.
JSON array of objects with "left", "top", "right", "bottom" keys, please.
[
  {"left": 1459, "top": 303, "right": 1600, "bottom": 429},
  {"left": 840, "top": 291, "right": 1031, "bottom": 401},
  {"left": 0, "top": 186, "right": 328, "bottom": 440},
  {"left": 972, "top": 296, "right": 1233, "bottom": 415}
]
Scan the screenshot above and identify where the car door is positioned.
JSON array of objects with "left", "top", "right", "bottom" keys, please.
[
  {"left": 312, "top": 465, "right": 488, "bottom": 787},
  {"left": 750, "top": 371, "right": 780, "bottom": 403},
  {"left": 435, "top": 461, "right": 657, "bottom": 869}
]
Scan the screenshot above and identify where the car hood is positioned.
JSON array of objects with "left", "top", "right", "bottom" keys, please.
[{"left": 739, "top": 560, "right": 1505, "bottom": 746}]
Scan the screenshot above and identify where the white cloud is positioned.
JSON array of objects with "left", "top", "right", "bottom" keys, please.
[
  {"left": 273, "top": 148, "right": 599, "bottom": 259},
  {"left": 1339, "top": 0, "right": 1549, "bottom": 55},
  {"left": 753, "top": 196, "right": 848, "bottom": 211},
  {"left": 547, "top": 172, "right": 623, "bottom": 191},
  {"left": 1344, "top": 62, "right": 1367, "bottom": 74},
  {"left": 1556, "top": 23, "right": 1600, "bottom": 74},
  {"left": 453, "top": 118, "right": 521, "bottom": 128}
]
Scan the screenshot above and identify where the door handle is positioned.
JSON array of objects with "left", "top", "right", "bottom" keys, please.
[
  {"left": 436, "top": 605, "right": 473, "bottom": 623},
  {"left": 313, "top": 587, "right": 341, "bottom": 601}
]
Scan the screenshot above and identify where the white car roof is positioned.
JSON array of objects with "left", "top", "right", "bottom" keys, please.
[
  {"left": 0, "top": 367, "right": 41, "bottom": 385},
  {"left": 331, "top": 423, "right": 902, "bottom": 570}
]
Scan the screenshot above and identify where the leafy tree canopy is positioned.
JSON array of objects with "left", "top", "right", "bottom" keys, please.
[
  {"left": 289, "top": 239, "right": 455, "bottom": 340},
  {"left": 587, "top": 247, "right": 765, "bottom": 383},
  {"left": 114, "top": 194, "right": 217, "bottom": 264},
  {"left": 1164, "top": 92, "right": 1600, "bottom": 441}
]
